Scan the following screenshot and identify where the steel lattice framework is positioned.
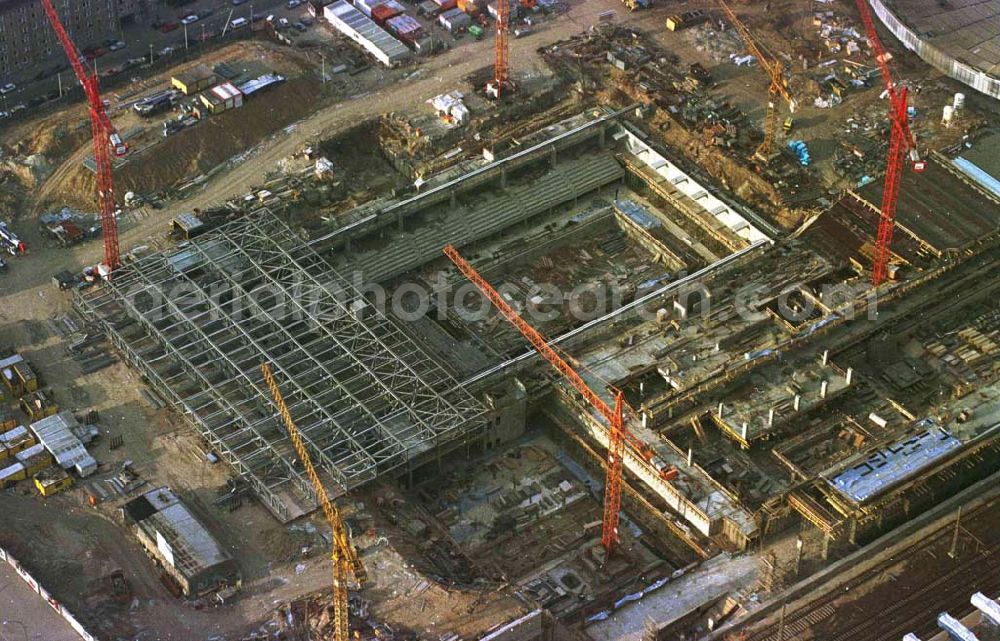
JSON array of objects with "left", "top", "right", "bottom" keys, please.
[{"left": 79, "top": 210, "right": 487, "bottom": 521}]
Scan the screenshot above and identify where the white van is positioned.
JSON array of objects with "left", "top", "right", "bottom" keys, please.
[{"left": 231, "top": 17, "right": 249, "bottom": 29}]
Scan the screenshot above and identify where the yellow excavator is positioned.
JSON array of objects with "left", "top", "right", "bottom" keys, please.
[{"left": 262, "top": 363, "right": 367, "bottom": 641}]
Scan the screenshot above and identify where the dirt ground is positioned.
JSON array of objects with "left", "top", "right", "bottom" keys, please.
[{"left": 0, "top": 0, "right": 991, "bottom": 638}]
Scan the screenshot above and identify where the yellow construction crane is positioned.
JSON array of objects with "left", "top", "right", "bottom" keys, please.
[
  {"left": 261, "top": 363, "right": 367, "bottom": 641},
  {"left": 717, "top": 0, "right": 797, "bottom": 161}
]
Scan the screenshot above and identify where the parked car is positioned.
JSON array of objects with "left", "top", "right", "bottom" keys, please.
[
  {"left": 232, "top": 0, "right": 248, "bottom": 5},
  {"left": 160, "top": 22, "right": 179, "bottom": 33},
  {"left": 109, "top": 40, "right": 126, "bottom": 51},
  {"left": 0, "top": 83, "right": 15, "bottom": 95},
  {"left": 287, "top": 0, "right": 302, "bottom": 7},
  {"left": 180, "top": 15, "right": 199, "bottom": 25},
  {"left": 292, "top": 21, "right": 307, "bottom": 31},
  {"left": 230, "top": 17, "right": 250, "bottom": 29}
]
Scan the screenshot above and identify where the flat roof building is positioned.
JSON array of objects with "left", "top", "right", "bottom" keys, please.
[
  {"left": 324, "top": 0, "right": 412, "bottom": 67},
  {"left": 868, "top": 0, "right": 1000, "bottom": 100},
  {"left": 29, "top": 410, "right": 97, "bottom": 478},
  {"left": 172, "top": 65, "right": 217, "bottom": 96},
  {"left": 123, "top": 487, "right": 240, "bottom": 597}
]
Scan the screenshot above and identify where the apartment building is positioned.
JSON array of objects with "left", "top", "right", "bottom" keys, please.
[{"left": 0, "top": 0, "right": 144, "bottom": 78}]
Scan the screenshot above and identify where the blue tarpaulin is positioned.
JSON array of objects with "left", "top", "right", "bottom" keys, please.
[
  {"left": 953, "top": 157, "right": 1000, "bottom": 199},
  {"left": 614, "top": 199, "right": 660, "bottom": 230}
]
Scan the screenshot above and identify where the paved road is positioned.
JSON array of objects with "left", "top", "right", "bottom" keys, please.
[{"left": 0, "top": 562, "right": 82, "bottom": 641}]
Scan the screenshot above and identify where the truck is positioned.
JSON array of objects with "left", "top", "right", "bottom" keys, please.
[{"left": 0, "top": 221, "right": 25, "bottom": 255}]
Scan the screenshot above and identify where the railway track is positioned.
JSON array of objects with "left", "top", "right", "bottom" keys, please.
[{"left": 744, "top": 496, "right": 999, "bottom": 641}]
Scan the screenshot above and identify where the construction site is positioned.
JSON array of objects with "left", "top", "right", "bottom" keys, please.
[{"left": 0, "top": 0, "right": 998, "bottom": 640}]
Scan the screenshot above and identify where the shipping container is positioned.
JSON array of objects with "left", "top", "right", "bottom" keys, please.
[
  {"left": 200, "top": 82, "right": 244, "bottom": 115},
  {"left": 372, "top": 2, "right": 404, "bottom": 26},
  {"left": 439, "top": 7, "right": 470, "bottom": 30},
  {"left": 433, "top": 0, "right": 458, "bottom": 11},
  {"left": 35, "top": 465, "right": 73, "bottom": 497},
  {"left": 417, "top": 0, "right": 439, "bottom": 16},
  {"left": 386, "top": 14, "right": 424, "bottom": 42},
  {"left": 0, "top": 461, "right": 24, "bottom": 488}
]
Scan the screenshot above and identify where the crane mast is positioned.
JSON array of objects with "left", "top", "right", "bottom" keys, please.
[
  {"left": 488, "top": 0, "right": 511, "bottom": 98},
  {"left": 443, "top": 244, "right": 676, "bottom": 561},
  {"left": 718, "top": 0, "right": 796, "bottom": 161},
  {"left": 42, "top": 0, "right": 126, "bottom": 272},
  {"left": 852, "top": 0, "right": 922, "bottom": 286},
  {"left": 262, "top": 363, "right": 366, "bottom": 641}
]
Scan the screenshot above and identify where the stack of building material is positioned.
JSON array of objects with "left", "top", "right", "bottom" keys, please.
[
  {"left": 387, "top": 14, "right": 424, "bottom": 42},
  {"left": 439, "top": 7, "right": 470, "bottom": 30},
  {"left": 427, "top": 90, "right": 469, "bottom": 124},
  {"left": 30, "top": 411, "right": 98, "bottom": 478}
]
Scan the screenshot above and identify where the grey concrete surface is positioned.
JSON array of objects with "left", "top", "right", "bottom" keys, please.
[{"left": 0, "top": 562, "right": 82, "bottom": 641}]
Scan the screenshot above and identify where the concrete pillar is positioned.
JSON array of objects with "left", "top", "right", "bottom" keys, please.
[
  {"left": 848, "top": 517, "right": 858, "bottom": 545},
  {"left": 820, "top": 533, "right": 830, "bottom": 561},
  {"left": 717, "top": 402, "right": 724, "bottom": 417},
  {"left": 550, "top": 145, "right": 557, "bottom": 167},
  {"left": 821, "top": 380, "right": 829, "bottom": 399},
  {"left": 846, "top": 367, "right": 853, "bottom": 386},
  {"left": 641, "top": 411, "right": 648, "bottom": 429},
  {"left": 794, "top": 394, "right": 801, "bottom": 411},
  {"left": 741, "top": 422, "right": 748, "bottom": 441},
  {"left": 768, "top": 407, "right": 776, "bottom": 427},
  {"left": 397, "top": 210, "right": 404, "bottom": 232},
  {"left": 500, "top": 166, "right": 507, "bottom": 189},
  {"left": 687, "top": 448, "right": 694, "bottom": 467},
  {"left": 449, "top": 189, "right": 456, "bottom": 208},
  {"left": 598, "top": 125, "right": 606, "bottom": 148},
  {"left": 821, "top": 349, "right": 829, "bottom": 365}
]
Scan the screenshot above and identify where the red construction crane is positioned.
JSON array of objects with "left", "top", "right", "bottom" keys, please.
[
  {"left": 487, "top": 0, "right": 510, "bottom": 98},
  {"left": 443, "top": 244, "right": 677, "bottom": 561},
  {"left": 42, "top": 0, "right": 127, "bottom": 273},
  {"left": 853, "top": 0, "right": 924, "bottom": 286}
]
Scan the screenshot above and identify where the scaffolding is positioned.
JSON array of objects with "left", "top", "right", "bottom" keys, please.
[{"left": 78, "top": 210, "right": 487, "bottom": 521}]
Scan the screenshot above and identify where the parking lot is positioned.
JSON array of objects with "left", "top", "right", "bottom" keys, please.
[{"left": 0, "top": 0, "right": 310, "bottom": 116}]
